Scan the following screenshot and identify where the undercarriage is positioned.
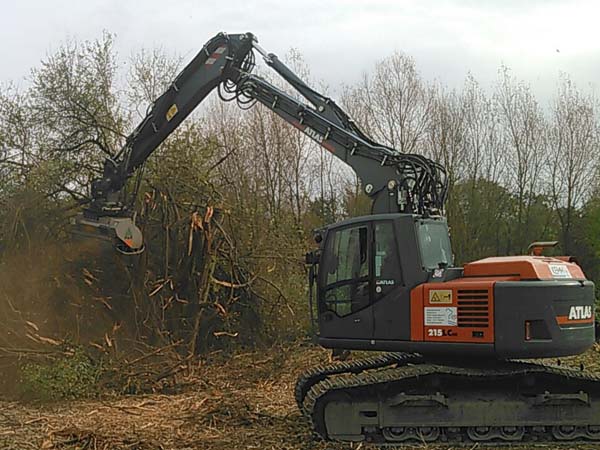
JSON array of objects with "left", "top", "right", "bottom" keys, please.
[{"left": 296, "top": 353, "right": 600, "bottom": 445}]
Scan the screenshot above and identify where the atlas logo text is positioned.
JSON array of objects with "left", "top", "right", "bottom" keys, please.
[
  {"left": 303, "top": 127, "right": 324, "bottom": 143},
  {"left": 568, "top": 305, "right": 593, "bottom": 320}
]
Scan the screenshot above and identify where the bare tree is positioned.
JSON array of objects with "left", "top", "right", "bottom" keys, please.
[
  {"left": 462, "top": 74, "right": 507, "bottom": 184},
  {"left": 548, "top": 74, "right": 599, "bottom": 252},
  {"left": 349, "top": 52, "right": 434, "bottom": 153},
  {"left": 128, "top": 47, "right": 182, "bottom": 119},
  {"left": 426, "top": 85, "right": 467, "bottom": 190},
  {"left": 495, "top": 66, "right": 548, "bottom": 252},
  {"left": 460, "top": 75, "right": 512, "bottom": 258},
  {"left": 0, "top": 86, "right": 34, "bottom": 184}
]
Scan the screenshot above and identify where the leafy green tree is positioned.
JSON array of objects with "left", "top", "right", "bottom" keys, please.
[{"left": 571, "top": 197, "right": 600, "bottom": 288}]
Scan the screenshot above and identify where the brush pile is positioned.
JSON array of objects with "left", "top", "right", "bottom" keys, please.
[
  {"left": 0, "top": 342, "right": 330, "bottom": 450},
  {"left": 1, "top": 342, "right": 600, "bottom": 450}
]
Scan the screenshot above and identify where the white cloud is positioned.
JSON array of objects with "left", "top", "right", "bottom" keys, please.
[{"left": 1, "top": 0, "right": 598, "bottom": 101}]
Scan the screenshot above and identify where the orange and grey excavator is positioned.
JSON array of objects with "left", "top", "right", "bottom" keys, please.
[{"left": 73, "top": 32, "right": 600, "bottom": 445}]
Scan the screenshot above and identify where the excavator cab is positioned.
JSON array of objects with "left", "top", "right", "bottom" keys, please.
[{"left": 311, "top": 214, "right": 455, "bottom": 348}]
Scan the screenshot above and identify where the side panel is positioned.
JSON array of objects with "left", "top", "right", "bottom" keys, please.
[
  {"left": 411, "top": 281, "right": 496, "bottom": 344},
  {"left": 370, "top": 287, "right": 411, "bottom": 340},
  {"left": 318, "top": 308, "right": 373, "bottom": 340},
  {"left": 494, "top": 280, "right": 595, "bottom": 358}
]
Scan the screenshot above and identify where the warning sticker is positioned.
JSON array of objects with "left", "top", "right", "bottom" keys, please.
[
  {"left": 425, "top": 307, "right": 458, "bottom": 326},
  {"left": 549, "top": 264, "right": 572, "bottom": 279},
  {"left": 166, "top": 104, "right": 178, "bottom": 122},
  {"left": 429, "top": 289, "right": 453, "bottom": 304}
]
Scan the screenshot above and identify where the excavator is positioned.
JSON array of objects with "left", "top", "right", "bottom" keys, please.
[{"left": 73, "top": 32, "right": 600, "bottom": 445}]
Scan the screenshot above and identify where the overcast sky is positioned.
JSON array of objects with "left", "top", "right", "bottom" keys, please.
[{"left": 2, "top": 0, "right": 599, "bottom": 101}]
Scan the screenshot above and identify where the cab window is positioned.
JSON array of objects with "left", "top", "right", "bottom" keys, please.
[
  {"left": 321, "top": 225, "right": 370, "bottom": 317},
  {"left": 416, "top": 220, "right": 453, "bottom": 270},
  {"left": 374, "top": 222, "right": 401, "bottom": 300}
]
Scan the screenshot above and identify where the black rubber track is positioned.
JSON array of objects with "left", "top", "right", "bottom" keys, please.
[
  {"left": 302, "top": 359, "right": 600, "bottom": 446},
  {"left": 294, "top": 352, "right": 422, "bottom": 413}
]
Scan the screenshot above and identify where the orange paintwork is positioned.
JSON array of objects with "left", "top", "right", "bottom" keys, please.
[
  {"left": 464, "top": 256, "right": 586, "bottom": 280},
  {"left": 411, "top": 279, "right": 496, "bottom": 344},
  {"left": 556, "top": 315, "right": 595, "bottom": 325},
  {"left": 410, "top": 255, "right": 589, "bottom": 345}
]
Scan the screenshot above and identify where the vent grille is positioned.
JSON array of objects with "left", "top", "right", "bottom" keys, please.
[{"left": 457, "top": 289, "right": 489, "bottom": 328}]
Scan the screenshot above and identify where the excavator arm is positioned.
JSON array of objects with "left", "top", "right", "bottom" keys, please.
[
  {"left": 88, "top": 32, "right": 254, "bottom": 208},
  {"left": 74, "top": 32, "right": 447, "bottom": 253}
]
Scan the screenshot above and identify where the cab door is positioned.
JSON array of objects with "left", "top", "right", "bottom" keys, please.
[{"left": 317, "top": 223, "right": 373, "bottom": 340}]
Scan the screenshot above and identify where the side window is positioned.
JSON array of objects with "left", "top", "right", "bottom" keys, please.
[
  {"left": 374, "top": 222, "right": 401, "bottom": 300},
  {"left": 322, "top": 225, "right": 370, "bottom": 317}
]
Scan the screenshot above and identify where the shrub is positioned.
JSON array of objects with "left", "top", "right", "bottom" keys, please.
[{"left": 19, "top": 348, "right": 100, "bottom": 401}]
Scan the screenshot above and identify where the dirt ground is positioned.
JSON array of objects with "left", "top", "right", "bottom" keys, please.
[{"left": 1, "top": 342, "right": 599, "bottom": 450}]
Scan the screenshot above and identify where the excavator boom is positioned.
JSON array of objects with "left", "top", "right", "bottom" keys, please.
[{"left": 73, "top": 32, "right": 447, "bottom": 252}]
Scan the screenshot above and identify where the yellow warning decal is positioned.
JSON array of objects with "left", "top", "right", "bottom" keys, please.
[
  {"left": 166, "top": 104, "right": 178, "bottom": 122},
  {"left": 429, "top": 289, "right": 452, "bottom": 304}
]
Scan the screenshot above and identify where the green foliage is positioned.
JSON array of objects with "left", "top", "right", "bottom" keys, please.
[
  {"left": 19, "top": 348, "right": 101, "bottom": 401},
  {"left": 448, "top": 178, "right": 558, "bottom": 264},
  {"left": 307, "top": 197, "right": 339, "bottom": 228},
  {"left": 448, "top": 179, "right": 513, "bottom": 263},
  {"left": 577, "top": 198, "right": 600, "bottom": 259},
  {"left": 571, "top": 198, "right": 600, "bottom": 298},
  {"left": 343, "top": 182, "right": 371, "bottom": 218}
]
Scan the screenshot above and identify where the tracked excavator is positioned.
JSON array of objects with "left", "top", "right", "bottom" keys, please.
[{"left": 73, "top": 32, "right": 600, "bottom": 445}]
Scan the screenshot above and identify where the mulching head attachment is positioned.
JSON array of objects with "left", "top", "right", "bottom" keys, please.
[{"left": 71, "top": 214, "right": 144, "bottom": 255}]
